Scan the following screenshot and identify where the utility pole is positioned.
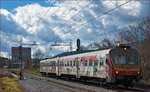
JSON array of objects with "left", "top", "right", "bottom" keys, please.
[
  {"left": 19, "top": 37, "right": 23, "bottom": 79},
  {"left": 18, "top": 38, "right": 37, "bottom": 79},
  {"left": 9, "top": 53, "right": 11, "bottom": 74},
  {"left": 70, "top": 40, "right": 72, "bottom": 54},
  {"left": 76, "top": 39, "right": 81, "bottom": 53}
]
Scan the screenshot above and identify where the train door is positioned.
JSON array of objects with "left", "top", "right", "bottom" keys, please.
[
  {"left": 76, "top": 58, "right": 80, "bottom": 78},
  {"left": 59, "top": 59, "right": 64, "bottom": 76},
  {"left": 40, "top": 62, "right": 43, "bottom": 73},
  {"left": 89, "top": 58, "right": 93, "bottom": 76},
  {"left": 99, "top": 56, "right": 105, "bottom": 78},
  {"left": 57, "top": 59, "right": 60, "bottom": 76},
  {"left": 106, "top": 54, "right": 114, "bottom": 83}
]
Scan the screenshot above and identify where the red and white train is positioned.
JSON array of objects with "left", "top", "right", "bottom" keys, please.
[{"left": 40, "top": 44, "right": 141, "bottom": 87}]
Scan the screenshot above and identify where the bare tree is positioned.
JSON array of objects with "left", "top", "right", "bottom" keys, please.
[
  {"left": 34, "top": 49, "right": 45, "bottom": 59},
  {"left": 115, "top": 17, "right": 150, "bottom": 83},
  {"left": 33, "top": 49, "right": 45, "bottom": 69},
  {"left": 101, "top": 38, "right": 113, "bottom": 48}
]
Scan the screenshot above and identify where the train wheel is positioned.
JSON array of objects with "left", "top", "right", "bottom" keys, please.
[
  {"left": 99, "top": 81, "right": 104, "bottom": 86},
  {"left": 43, "top": 73, "right": 46, "bottom": 77},
  {"left": 42, "top": 73, "right": 44, "bottom": 76}
]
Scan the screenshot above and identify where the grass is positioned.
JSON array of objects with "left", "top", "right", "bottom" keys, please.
[
  {"left": 0, "top": 73, "right": 25, "bottom": 92},
  {"left": 25, "top": 69, "right": 40, "bottom": 74}
]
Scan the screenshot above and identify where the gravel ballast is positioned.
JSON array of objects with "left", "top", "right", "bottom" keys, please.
[{"left": 18, "top": 77, "right": 69, "bottom": 92}]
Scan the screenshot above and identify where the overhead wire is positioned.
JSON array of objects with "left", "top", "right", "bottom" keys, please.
[
  {"left": 40, "top": 0, "right": 82, "bottom": 41},
  {"left": 40, "top": 0, "right": 94, "bottom": 41},
  {"left": 30, "top": 6, "right": 53, "bottom": 34},
  {"left": 23, "top": 2, "right": 54, "bottom": 42},
  {"left": 40, "top": 0, "right": 112, "bottom": 43},
  {"left": 36, "top": 17, "right": 146, "bottom": 49},
  {"left": 40, "top": 0, "right": 131, "bottom": 45}
]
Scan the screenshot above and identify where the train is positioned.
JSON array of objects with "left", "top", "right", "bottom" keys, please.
[{"left": 40, "top": 44, "right": 141, "bottom": 87}]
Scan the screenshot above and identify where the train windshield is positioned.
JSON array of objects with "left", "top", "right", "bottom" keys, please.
[{"left": 110, "top": 48, "right": 139, "bottom": 65}]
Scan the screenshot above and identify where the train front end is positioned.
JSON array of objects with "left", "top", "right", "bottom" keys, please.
[{"left": 109, "top": 44, "right": 141, "bottom": 87}]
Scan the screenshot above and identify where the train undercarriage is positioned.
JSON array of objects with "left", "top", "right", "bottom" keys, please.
[{"left": 40, "top": 72, "right": 141, "bottom": 88}]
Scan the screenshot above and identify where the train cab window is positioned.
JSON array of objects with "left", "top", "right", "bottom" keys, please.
[
  {"left": 89, "top": 59, "right": 92, "bottom": 66},
  {"left": 94, "top": 58, "right": 98, "bottom": 66},
  {"left": 85, "top": 59, "right": 87, "bottom": 66},
  {"left": 106, "top": 59, "right": 108, "bottom": 64}
]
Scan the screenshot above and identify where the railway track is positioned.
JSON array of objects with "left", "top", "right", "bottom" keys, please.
[
  {"left": 24, "top": 73, "right": 110, "bottom": 92},
  {"left": 23, "top": 72, "right": 148, "bottom": 92},
  {"left": 8, "top": 69, "right": 148, "bottom": 92}
]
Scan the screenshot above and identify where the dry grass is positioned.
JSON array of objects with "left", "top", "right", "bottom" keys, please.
[
  {"left": 25, "top": 69, "right": 40, "bottom": 74},
  {"left": 0, "top": 73, "right": 25, "bottom": 92}
]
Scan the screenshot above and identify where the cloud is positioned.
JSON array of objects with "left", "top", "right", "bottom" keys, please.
[{"left": 1, "top": 1, "right": 149, "bottom": 58}]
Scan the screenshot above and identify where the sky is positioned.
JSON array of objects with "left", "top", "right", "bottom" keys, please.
[{"left": 1, "top": 0, "right": 149, "bottom": 58}]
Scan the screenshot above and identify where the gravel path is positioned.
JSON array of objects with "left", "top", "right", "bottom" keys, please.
[{"left": 18, "top": 77, "right": 69, "bottom": 92}]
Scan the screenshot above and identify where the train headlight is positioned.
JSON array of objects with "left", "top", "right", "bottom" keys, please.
[
  {"left": 116, "top": 71, "right": 118, "bottom": 74},
  {"left": 124, "top": 48, "right": 127, "bottom": 51}
]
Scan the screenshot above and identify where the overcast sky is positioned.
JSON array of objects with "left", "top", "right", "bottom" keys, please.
[{"left": 1, "top": 0, "right": 149, "bottom": 58}]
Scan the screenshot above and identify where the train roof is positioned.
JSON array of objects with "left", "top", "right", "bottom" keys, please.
[
  {"left": 55, "top": 50, "right": 98, "bottom": 57},
  {"left": 40, "top": 49, "right": 111, "bottom": 62}
]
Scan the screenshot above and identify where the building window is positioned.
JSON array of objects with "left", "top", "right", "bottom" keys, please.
[
  {"left": 23, "top": 50, "right": 25, "bottom": 53},
  {"left": 26, "top": 50, "right": 29, "bottom": 54}
]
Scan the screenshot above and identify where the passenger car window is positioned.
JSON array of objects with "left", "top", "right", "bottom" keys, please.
[
  {"left": 94, "top": 58, "right": 98, "bottom": 66},
  {"left": 67, "top": 61, "right": 69, "bottom": 66},
  {"left": 70, "top": 61, "right": 72, "bottom": 66},
  {"left": 100, "top": 62, "right": 103, "bottom": 66},
  {"left": 100, "top": 57, "right": 104, "bottom": 66},
  {"left": 73, "top": 60, "right": 75, "bottom": 66},
  {"left": 85, "top": 59, "right": 87, "bottom": 66},
  {"left": 89, "top": 58, "right": 92, "bottom": 66}
]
